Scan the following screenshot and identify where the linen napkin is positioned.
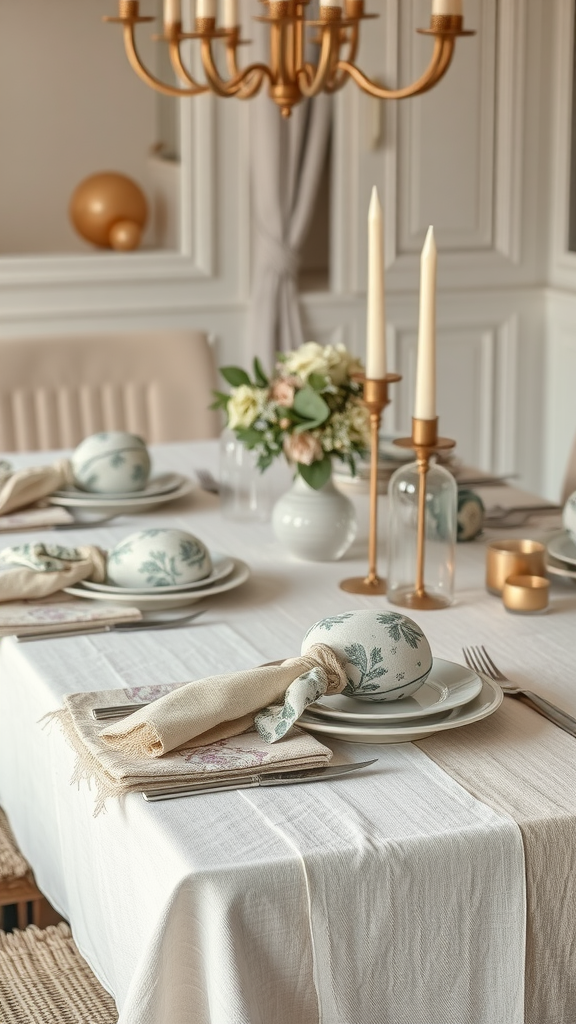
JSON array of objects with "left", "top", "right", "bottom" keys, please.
[
  {"left": 53, "top": 683, "right": 334, "bottom": 813},
  {"left": 0, "top": 459, "right": 73, "bottom": 516},
  {"left": 0, "top": 596, "right": 141, "bottom": 637},
  {"left": 98, "top": 643, "right": 348, "bottom": 755},
  {"left": 0, "top": 543, "right": 106, "bottom": 603},
  {"left": 0, "top": 504, "right": 74, "bottom": 532}
]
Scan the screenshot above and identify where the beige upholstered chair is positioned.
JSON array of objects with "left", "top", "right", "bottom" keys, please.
[
  {"left": 0, "top": 923, "right": 118, "bottom": 1022},
  {"left": 0, "top": 330, "right": 220, "bottom": 451}
]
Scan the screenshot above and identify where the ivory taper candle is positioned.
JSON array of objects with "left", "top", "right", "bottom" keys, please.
[
  {"left": 366, "top": 186, "right": 386, "bottom": 380},
  {"left": 197, "top": 0, "right": 216, "bottom": 17},
  {"left": 164, "top": 0, "right": 181, "bottom": 29},
  {"left": 223, "top": 0, "right": 238, "bottom": 27},
  {"left": 432, "top": 0, "right": 463, "bottom": 14},
  {"left": 320, "top": 0, "right": 343, "bottom": 7},
  {"left": 414, "top": 226, "right": 437, "bottom": 421}
]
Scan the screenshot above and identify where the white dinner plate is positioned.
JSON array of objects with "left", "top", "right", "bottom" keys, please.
[
  {"left": 545, "top": 552, "right": 576, "bottom": 581},
  {"left": 48, "top": 478, "right": 194, "bottom": 514},
  {"left": 298, "top": 671, "right": 502, "bottom": 744},
  {"left": 310, "top": 660, "right": 482, "bottom": 723},
  {"left": 64, "top": 559, "right": 250, "bottom": 610},
  {"left": 546, "top": 531, "right": 576, "bottom": 567},
  {"left": 80, "top": 552, "right": 235, "bottom": 595},
  {"left": 51, "top": 472, "right": 183, "bottom": 502}
]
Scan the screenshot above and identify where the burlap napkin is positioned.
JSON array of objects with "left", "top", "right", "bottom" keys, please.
[
  {"left": 0, "top": 459, "right": 73, "bottom": 516},
  {"left": 0, "top": 505, "right": 74, "bottom": 532},
  {"left": 53, "top": 681, "right": 335, "bottom": 813},
  {"left": 98, "top": 643, "right": 348, "bottom": 755},
  {"left": 0, "top": 596, "right": 141, "bottom": 637},
  {"left": 0, "top": 543, "right": 107, "bottom": 603}
]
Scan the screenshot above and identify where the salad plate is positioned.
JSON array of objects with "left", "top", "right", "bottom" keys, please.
[
  {"left": 299, "top": 673, "right": 501, "bottom": 744},
  {"left": 48, "top": 478, "right": 194, "bottom": 514},
  {"left": 310, "top": 660, "right": 482, "bottom": 723},
  {"left": 51, "top": 472, "right": 183, "bottom": 502},
  {"left": 546, "top": 531, "right": 576, "bottom": 568},
  {"left": 81, "top": 552, "right": 235, "bottom": 595},
  {"left": 64, "top": 559, "right": 250, "bottom": 610}
]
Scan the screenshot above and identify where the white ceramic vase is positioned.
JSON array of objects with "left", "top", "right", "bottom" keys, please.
[{"left": 272, "top": 474, "right": 357, "bottom": 561}]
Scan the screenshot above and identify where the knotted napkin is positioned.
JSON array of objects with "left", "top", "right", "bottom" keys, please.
[
  {"left": 0, "top": 459, "right": 73, "bottom": 516},
  {"left": 99, "top": 642, "right": 348, "bottom": 755},
  {"left": 0, "top": 543, "right": 107, "bottom": 603}
]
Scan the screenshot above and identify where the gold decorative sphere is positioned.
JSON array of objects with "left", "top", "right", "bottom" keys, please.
[{"left": 69, "top": 172, "right": 148, "bottom": 251}]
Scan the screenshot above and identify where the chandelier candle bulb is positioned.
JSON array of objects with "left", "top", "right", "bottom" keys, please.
[
  {"left": 414, "top": 226, "right": 437, "bottom": 421},
  {"left": 164, "top": 0, "right": 181, "bottom": 28},
  {"left": 222, "top": 0, "right": 237, "bottom": 28},
  {"left": 196, "top": 0, "right": 216, "bottom": 17},
  {"left": 366, "top": 187, "right": 387, "bottom": 381},
  {"left": 432, "top": 0, "right": 463, "bottom": 13}
]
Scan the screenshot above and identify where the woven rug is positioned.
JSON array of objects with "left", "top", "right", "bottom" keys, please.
[{"left": 0, "top": 923, "right": 117, "bottom": 1023}]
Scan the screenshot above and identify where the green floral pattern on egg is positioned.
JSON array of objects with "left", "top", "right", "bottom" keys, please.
[
  {"left": 106, "top": 529, "right": 212, "bottom": 588},
  {"left": 301, "top": 609, "right": 432, "bottom": 702}
]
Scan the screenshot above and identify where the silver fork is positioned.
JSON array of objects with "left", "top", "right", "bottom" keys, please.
[
  {"left": 463, "top": 645, "right": 576, "bottom": 736},
  {"left": 195, "top": 469, "right": 220, "bottom": 495}
]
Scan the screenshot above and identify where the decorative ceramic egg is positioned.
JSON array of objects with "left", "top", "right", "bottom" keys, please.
[
  {"left": 562, "top": 491, "right": 576, "bottom": 543},
  {"left": 301, "top": 609, "right": 432, "bottom": 702},
  {"left": 72, "top": 431, "right": 151, "bottom": 493},
  {"left": 107, "top": 529, "right": 212, "bottom": 589}
]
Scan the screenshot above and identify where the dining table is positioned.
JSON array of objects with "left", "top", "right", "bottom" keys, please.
[{"left": 1, "top": 439, "right": 575, "bottom": 1024}]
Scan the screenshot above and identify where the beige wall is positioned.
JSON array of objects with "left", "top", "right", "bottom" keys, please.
[{"left": 0, "top": 0, "right": 160, "bottom": 254}]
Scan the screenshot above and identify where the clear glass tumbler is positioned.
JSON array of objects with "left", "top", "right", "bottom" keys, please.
[
  {"left": 219, "top": 429, "right": 270, "bottom": 522},
  {"left": 387, "top": 457, "right": 457, "bottom": 608}
]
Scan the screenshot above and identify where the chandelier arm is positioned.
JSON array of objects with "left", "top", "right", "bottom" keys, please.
[
  {"left": 296, "top": 25, "right": 340, "bottom": 98},
  {"left": 336, "top": 35, "right": 453, "bottom": 100},
  {"left": 325, "top": 23, "right": 360, "bottom": 93},
  {"left": 200, "top": 37, "right": 271, "bottom": 97},
  {"left": 123, "top": 23, "right": 206, "bottom": 97},
  {"left": 168, "top": 39, "right": 208, "bottom": 91}
]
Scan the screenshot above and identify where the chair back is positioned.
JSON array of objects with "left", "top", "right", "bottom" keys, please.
[{"left": 0, "top": 330, "right": 220, "bottom": 450}]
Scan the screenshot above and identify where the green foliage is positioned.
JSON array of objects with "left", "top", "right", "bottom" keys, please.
[
  {"left": 253, "top": 357, "right": 269, "bottom": 387},
  {"left": 292, "top": 387, "right": 330, "bottom": 430},
  {"left": 220, "top": 366, "right": 251, "bottom": 387},
  {"left": 298, "top": 456, "right": 332, "bottom": 490}
]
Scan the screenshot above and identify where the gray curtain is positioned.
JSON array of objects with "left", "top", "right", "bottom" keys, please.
[{"left": 247, "top": 23, "right": 332, "bottom": 366}]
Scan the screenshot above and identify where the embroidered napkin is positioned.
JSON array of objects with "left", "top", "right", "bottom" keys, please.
[
  {"left": 0, "top": 459, "right": 73, "bottom": 516},
  {"left": 98, "top": 643, "right": 348, "bottom": 756},
  {"left": 0, "top": 543, "right": 106, "bottom": 603},
  {"left": 0, "top": 596, "right": 141, "bottom": 637},
  {"left": 54, "top": 683, "right": 334, "bottom": 813}
]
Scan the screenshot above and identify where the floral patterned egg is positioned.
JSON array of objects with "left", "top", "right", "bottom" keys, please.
[
  {"left": 107, "top": 529, "right": 212, "bottom": 588},
  {"left": 72, "top": 431, "right": 151, "bottom": 493},
  {"left": 301, "top": 609, "right": 432, "bottom": 702},
  {"left": 562, "top": 491, "right": 576, "bottom": 543}
]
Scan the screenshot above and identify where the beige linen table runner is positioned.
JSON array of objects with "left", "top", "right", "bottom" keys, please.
[{"left": 416, "top": 699, "right": 576, "bottom": 1024}]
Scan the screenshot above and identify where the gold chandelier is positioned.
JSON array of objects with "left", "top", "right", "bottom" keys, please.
[{"left": 105, "top": 0, "right": 474, "bottom": 118}]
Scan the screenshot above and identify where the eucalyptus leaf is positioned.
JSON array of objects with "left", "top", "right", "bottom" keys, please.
[
  {"left": 253, "top": 357, "right": 269, "bottom": 387},
  {"left": 293, "top": 387, "right": 330, "bottom": 425},
  {"left": 308, "top": 372, "right": 328, "bottom": 392},
  {"left": 298, "top": 456, "right": 332, "bottom": 490},
  {"left": 236, "top": 427, "right": 262, "bottom": 447},
  {"left": 220, "top": 367, "right": 251, "bottom": 387}
]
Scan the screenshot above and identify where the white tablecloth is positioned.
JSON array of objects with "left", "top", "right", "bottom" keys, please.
[{"left": 1, "top": 441, "right": 574, "bottom": 1024}]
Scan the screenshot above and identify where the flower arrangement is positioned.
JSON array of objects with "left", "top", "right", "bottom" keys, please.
[{"left": 212, "top": 342, "right": 370, "bottom": 490}]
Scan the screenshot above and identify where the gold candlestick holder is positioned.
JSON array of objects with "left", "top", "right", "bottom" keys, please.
[
  {"left": 388, "top": 417, "right": 456, "bottom": 610},
  {"left": 340, "top": 373, "right": 401, "bottom": 595}
]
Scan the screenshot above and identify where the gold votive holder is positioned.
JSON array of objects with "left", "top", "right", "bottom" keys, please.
[
  {"left": 485, "top": 539, "right": 546, "bottom": 596},
  {"left": 502, "top": 574, "right": 550, "bottom": 614}
]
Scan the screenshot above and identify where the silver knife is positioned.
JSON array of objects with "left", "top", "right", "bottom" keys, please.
[
  {"left": 142, "top": 759, "right": 378, "bottom": 800},
  {"left": 17, "top": 610, "right": 205, "bottom": 643}
]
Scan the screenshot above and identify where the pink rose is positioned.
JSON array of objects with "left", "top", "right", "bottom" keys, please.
[
  {"left": 270, "top": 379, "right": 295, "bottom": 407},
  {"left": 283, "top": 432, "right": 323, "bottom": 466}
]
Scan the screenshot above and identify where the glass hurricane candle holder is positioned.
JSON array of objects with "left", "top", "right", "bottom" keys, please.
[{"left": 387, "top": 453, "right": 457, "bottom": 609}]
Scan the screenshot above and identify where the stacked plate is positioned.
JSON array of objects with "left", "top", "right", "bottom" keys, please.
[
  {"left": 64, "top": 552, "right": 250, "bottom": 611},
  {"left": 545, "top": 530, "right": 576, "bottom": 583},
  {"left": 48, "top": 472, "right": 194, "bottom": 514},
  {"left": 299, "top": 659, "right": 502, "bottom": 744}
]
